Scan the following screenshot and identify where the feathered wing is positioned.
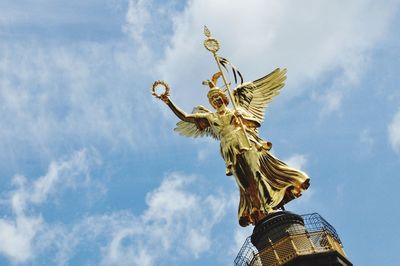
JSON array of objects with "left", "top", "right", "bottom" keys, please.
[
  {"left": 174, "top": 106, "right": 218, "bottom": 139},
  {"left": 233, "top": 68, "right": 287, "bottom": 124}
]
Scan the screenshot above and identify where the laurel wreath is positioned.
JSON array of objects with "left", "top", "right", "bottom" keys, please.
[{"left": 151, "top": 80, "right": 170, "bottom": 99}]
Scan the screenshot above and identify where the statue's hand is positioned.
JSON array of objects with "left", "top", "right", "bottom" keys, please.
[{"left": 160, "top": 93, "right": 170, "bottom": 103}]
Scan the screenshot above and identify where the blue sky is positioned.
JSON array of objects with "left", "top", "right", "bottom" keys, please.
[{"left": 0, "top": 0, "right": 400, "bottom": 265}]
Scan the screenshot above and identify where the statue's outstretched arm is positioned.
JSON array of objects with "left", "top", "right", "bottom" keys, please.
[
  {"left": 162, "top": 96, "right": 197, "bottom": 123},
  {"left": 151, "top": 82, "right": 209, "bottom": 126}
]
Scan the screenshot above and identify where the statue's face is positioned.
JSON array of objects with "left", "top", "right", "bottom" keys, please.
[{"left": 211, "top": 95, "right": 224, "bottom": 109}]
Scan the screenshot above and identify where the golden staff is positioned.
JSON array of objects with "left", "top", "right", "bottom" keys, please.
[{"left": 203, "top": 26, "right": 252, "bottom": 149}]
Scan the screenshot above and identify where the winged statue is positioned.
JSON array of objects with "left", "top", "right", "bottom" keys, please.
[{"left": 153, "top": 69, "right": 310, "bottom": 227}]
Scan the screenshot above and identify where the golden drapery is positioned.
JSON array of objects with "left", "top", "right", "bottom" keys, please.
[{"left": 208, "top": 110, "right": 310, "bottom": 226}]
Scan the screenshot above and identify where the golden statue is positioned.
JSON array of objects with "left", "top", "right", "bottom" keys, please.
[{"left": 152, "top": 27, "right": 309, "bottom": 227}]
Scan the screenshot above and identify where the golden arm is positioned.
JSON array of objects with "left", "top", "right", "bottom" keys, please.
[{"left": 161, "top": 96, "right": 196, "bottom": 123}]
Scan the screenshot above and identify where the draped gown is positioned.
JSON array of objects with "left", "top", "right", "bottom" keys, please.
[{"left": 178, "top": 107, "right": 310, "bottom": 226}]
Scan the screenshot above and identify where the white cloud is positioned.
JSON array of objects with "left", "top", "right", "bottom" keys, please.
[
  {"left": 123, "top": 0, "right": 184, "bottom": 64},
  {"left": 389, "top": 108, "right": 400, "bottom": 153},
  {"left": 0, "top": 216, "right": 42, "bottom": 262},
  {"left": 74, "top": 173, "right": 230, "bottom": 266},
  {"left": 0, "top": 41, "right": 161, "bottom": 163},
  {"left": 186, "top": 229, "right": 211, "bottom": 258},
  {"left": 0, "top": 165, "right": 231, "bottom": 265},
  {"left": 124, "top": 0, "right": 152, "bottom": 62},
  {"left": 285, "top": 154, "right": 307, "bottom": 171},
  {"left": 0, "top": 2, "right": 185, "bottom": 163},
  {"left": 230, "top": 226, "right": 253, "bottom": 256},
  {"left": 153, "top": 0, "right": 398, "bottom": 112},
  {"left": 0, "top": 149, "right": 98, "bottom": 263},
  {"left": 311, "top": 89, "right": 343, "bottom": 116}
]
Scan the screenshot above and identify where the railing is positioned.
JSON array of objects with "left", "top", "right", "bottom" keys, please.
[
  {"left": 302, "top": 213, "right": 341, "bottom": 244},
  {"left": 234, "top": 237, "right": 258, "bottom": 266},
  {"left": 250, "top": 229, "right": 346, "bottom": 266},
  {"left": 234, "top": 213, "right": 345, "bottom": 266}
]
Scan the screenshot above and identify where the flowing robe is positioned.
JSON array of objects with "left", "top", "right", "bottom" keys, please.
[{"left": 202, "top": 108, "right": 310, "bottom": 226}]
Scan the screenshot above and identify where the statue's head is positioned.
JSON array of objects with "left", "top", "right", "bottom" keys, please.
[
  {"left": 207, "top": 88, "right": 229, "bottom": 109},
  {"left": 203, "top": 72, "right": 229, "bottom": 109}
]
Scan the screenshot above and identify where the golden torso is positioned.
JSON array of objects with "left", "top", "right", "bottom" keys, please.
[{"left": 207, "top": 110, "right": 250, "bottom": 155}]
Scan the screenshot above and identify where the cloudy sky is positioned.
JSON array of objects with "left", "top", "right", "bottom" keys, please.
[{"left": 0, "top": 0, "right": 399, "bottom": 265}]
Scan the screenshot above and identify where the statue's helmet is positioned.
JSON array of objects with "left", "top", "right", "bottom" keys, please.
[{"left": 203, "top": 72, "right": 229, "bottom": 106}]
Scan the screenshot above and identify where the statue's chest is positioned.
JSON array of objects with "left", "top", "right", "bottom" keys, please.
[{"left": 210, "top": 113, "right": 235, "bottom": 133}]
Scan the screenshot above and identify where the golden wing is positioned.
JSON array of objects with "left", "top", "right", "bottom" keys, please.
[
  {"left": 233, "top": 68, "right": 287, "bottom": 124},
  {"left": 174, "top": 106, "right": 218, "bottom": 139}
]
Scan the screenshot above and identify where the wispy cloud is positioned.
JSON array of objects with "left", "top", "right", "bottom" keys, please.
[
  {"left": 311, "top": 89, "right": 343, "bottom": 117},
  {"left": 59, "top": 174, "right": 231, "bottom": 266},
  {"left": 0, "top": 149, "right": 99, "bottom": 263},
  {"left": 123, "top": 0, "right": 184, "bottom": 64},
  {"left": 0, "top": 1, "right": 184, "bottom": 164},
  {"left": 230, "top": 227, "right": 253, "bottom": 256},
  {"left": 0, "top": 158, "right": 232, "bottom": 265},
  {"left": 152, "top": 0, "right": 398, "bottom": 112},
  {"left": 0, "top": 41, "right": 161, "bottom": 164},
  {"left": 285, "top": 153, "right": 307, "bottom": 171},
  {"left": 389, "top": 108, "right": 400, "bottom": 153},
  {"left": 124, "top": 0, "right": 152, "bottom": 62},
  {"left": 98, "top": 173, "right": 229, "bottom": 265}
]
